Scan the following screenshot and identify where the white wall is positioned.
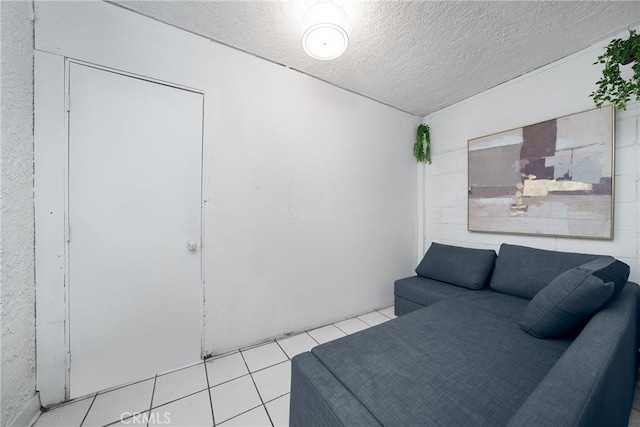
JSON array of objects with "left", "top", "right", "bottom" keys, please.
[
  {"left": 422, "top": 29, "right": 640, "bottom": 282},
  {"left": 0, "top": 1, "right": 39, "bottom": 426},
  {"left": 34, "top": 1, "right": 418, "bottom": 402}
]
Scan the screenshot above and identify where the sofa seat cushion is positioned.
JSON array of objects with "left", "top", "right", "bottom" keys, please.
[
  {"left": 394, "top": 276, "right": 489, "bottom": 309},
  {"left": 416, "top": 243, "right": 497, "bottom": 289},
  {"left": 454, "top": 291, "right": 530, "bottom": 323},
  {"left": 520, "top": 257, "right": 630, "bottom": 338},
  {"left": 490, "top": 244, "right": 600, "bottom": 299},
  {"left": 311, "top": 297, "right": 572, "bottom": 427}
]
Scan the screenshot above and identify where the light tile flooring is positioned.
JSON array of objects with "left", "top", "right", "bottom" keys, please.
[
  {"left": 31, "top": 303, "right": 640, "bottom": 427},
  {"left": 32, "top": 306, "right": 398, "bottom": 427}
]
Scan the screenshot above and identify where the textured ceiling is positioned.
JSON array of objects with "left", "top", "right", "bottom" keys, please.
[{"left": 113, "top": 1, "right": 640, "bottom": 116}]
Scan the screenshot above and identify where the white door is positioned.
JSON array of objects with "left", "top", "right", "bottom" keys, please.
[{"left": 68, "top": 63, "right": 203, "bottom": 398}]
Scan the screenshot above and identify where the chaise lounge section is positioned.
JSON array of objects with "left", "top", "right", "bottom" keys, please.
[{"left": 290, "top": 243, "right": 639, "bottom": 426}]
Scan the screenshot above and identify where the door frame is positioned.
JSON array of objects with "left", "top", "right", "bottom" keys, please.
[{"left": 35, "top": 53, "right": 207, "bottom": 405}]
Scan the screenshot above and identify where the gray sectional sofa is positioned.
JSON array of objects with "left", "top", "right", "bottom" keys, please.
[{"left": 290, "top": 243, "right": 639, "bottom": 426}]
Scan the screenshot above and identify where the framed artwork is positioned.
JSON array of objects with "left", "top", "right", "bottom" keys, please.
[{"left": 468, "top": 105, "right": 615, "bottom": 240}]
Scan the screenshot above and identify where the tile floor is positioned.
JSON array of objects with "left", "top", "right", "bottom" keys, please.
[
  {"left": 31, "top": 303, "right": 640, "bottom": 427},
  {"left": 31, "top": 306, "right": 398, "bottom": 427}
]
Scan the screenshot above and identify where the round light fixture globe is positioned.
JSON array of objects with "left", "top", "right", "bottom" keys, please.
[
  {"left": 302, "top": 23, "right": 349, "bottom": 60},
  {"left": 301, "top": 1, "right": 349, "bottom": 60}
]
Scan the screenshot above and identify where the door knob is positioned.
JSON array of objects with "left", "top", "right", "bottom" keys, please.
[{"left": 186, "top": 240, "right": 198, "bottom": 251}]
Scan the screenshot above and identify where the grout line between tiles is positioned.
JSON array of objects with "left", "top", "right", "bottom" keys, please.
[
  {"left": 306, "top": 331, "right": 321, "bottom": 345},
  {"left": 356, "top": 311, "right": 386, "bottom": 328},
  {"left": 104, "top": 411, "right": 145, "bottom": 427},
  {"left": 155, "top": 360, "right": 206, "bottom": 378},
  {"left": 251, "top": 360, "right": 290, "bottom": 376},
  {"left": 78, "top": 393, "right": 97, "bottom": 427},
  {"left": 101, "top": 397, "right": 159, "bottom": 427},
  {"left": 203, "top": 357, "right": 216, "bottom": 426},
  {"left": 94, "top": 375, "right": 157, "bottom": 398},
  {"left": 332, "top": 323, "right": 349, "bottom": 335},
  {"left": 239, "top": 350, "right": 275, "bottom": 427},
  {"left": 262, "top": 392, "right": 290, "bottom": 407},
  {"left": 377, "top": 308, "right": 395, "bottom": 320},
  {"left": 263, "top": 392, "right": 290, "bottom": 406},
  {"left": 276, "top": 331, "right": 320, "bottom": 353},
  {"left": 358, "top": 312, "right": 392, "bottom": 327},
  {"left": 356, "top": 317, "right": 373, "bottom": 326},
  {"left": 150, "top": 388, "right": 209, "bottom": 411},
  {"left": 207, "top": 366, "right": 292, "bottom": 425},
  {"left": 239, "top": 345, "right": 288, "bottom": 374},
  {"left": 359, "top": 318, "right": 376, "bottom": 327},
  {"left": 274, "top": 340, "right": 291, "bottom": 361},
  {"left": 209, "top": 372, "right": 252, "bottom": 390},
  {"left": 146, "top": 376, "right": 157, "bottom": 427},
  {"left": 214, "top": 403, "right": 264, "bottom": 426}
]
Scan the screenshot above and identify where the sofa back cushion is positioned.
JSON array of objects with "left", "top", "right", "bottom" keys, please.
[
  {"left": 490, "top": 244, "right": 600, "bottom": 299},
  {"left": 519, "top": 256, "right": 630, "bottom": 338},
  {"left": 415, "top": 243, "right": 496, "bottom": 290}
]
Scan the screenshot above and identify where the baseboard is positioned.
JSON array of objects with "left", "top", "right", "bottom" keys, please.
[{"left": 9, "top": 393, "right": 41, "bottom": 427}]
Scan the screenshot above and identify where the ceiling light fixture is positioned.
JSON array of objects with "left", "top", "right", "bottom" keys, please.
[{"left": 302, "top": 1, "right": 349, "bottom": 61}]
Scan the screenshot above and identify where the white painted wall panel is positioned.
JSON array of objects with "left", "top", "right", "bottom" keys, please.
[
  {"left": 616, "top": 174, "right": 638, "bottom": 203},
  {"left": 423, "top": 28, "right": 640, "bottom": 282},
  {"left": 616, "top": 145, "right": 639, "bottom": 175},
  {"left": 34, "top": 1, "right": 418, "bottom": 402},
  {"left": 34, "top": 51, "right": 67, "bottom": 406},
  {"left": 617, "top": 116, "right": 638, "bottom": 148}
]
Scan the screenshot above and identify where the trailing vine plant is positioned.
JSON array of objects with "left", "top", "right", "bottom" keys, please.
[
  {"left": 590, "top": 29, "right": 640, "bottom": 110},
  {"left": 414, "top": 124, "right": 431, "bottom": 164}
]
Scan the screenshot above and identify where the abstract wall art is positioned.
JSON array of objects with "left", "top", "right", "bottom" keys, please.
[{"left": 468, "top": 105, "right": 614, "bottom": 239}]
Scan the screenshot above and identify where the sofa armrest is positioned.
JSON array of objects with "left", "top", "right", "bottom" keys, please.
[
  {"left": 290, "top": 352, "right": 382, "bottom": 427},
  {"left": 508, "top": 284, "right": 639, "bottom": 427}
]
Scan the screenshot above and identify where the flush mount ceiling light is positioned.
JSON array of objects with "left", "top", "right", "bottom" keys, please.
[{"left": 302, "top": 1, "right": 349, "bottom": 60}]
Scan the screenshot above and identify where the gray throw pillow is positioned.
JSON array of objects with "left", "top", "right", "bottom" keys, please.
[
  {"left": 519, "top": 257, "right": 630, "bottom": 339},
  {"left": 415, "top": 243, "right": 496, "bottom": 290}
]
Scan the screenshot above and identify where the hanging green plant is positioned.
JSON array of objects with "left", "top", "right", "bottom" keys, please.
[
  {"left": 414, "top": 124, "right": 431, "bottom": 164},
  {"left": 590, "top": 29, "right": 640, "bottom": 110}
]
